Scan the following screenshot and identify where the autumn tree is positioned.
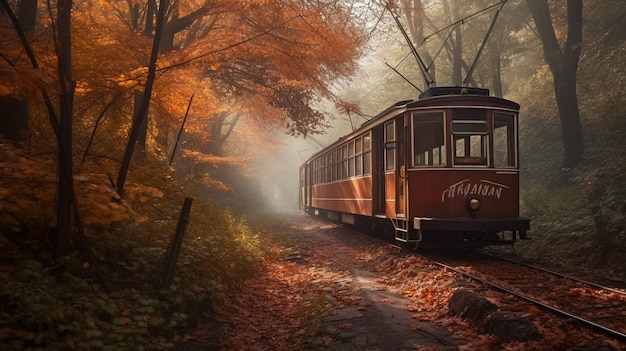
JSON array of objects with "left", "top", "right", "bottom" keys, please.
[
  {"left": 527, "top": 0, "right": 584, "bottom": 167},
  {"left": 2, "top": 0, "right": 365, "bottom": 216},
  {"left": 158, "top": 2, "right": 361, "bottom": 180},
  {"left": 0, "top": 0, "right": 79, "bottom": 255}
]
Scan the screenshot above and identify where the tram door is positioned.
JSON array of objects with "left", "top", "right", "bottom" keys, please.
[
  {"left": 372, "top": 125, "right": 385, "bottom": 215},
  {"left": 299, "top": 165, "right": 310, "bottom": 211},
  {"left": 383, "top": 119, "right": 405, "bottom": 217},
  {"left": 395, "top": 116, "right": 407, "bottom": 217}
]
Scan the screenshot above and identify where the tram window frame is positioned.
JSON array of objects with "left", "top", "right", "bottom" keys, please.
[
  {"left": 317, "top": 156, "right": 324, "bottom": 184},
  {"left": 342, "top": 144, "right": 348, "bottom": 179},
  {"left": 336, "top": 147, "right": 342, "bottom": 179},
  {"left": 355, "top": 138, "right": 363, "bottom": 176},
  {"left": 318, "top": 158, "right": 322, "bottom": 183},
  {"left": 385, "top": 121, "right": 395, "bottom": 171},
  {"left": 342, "top": 132, "right": 372, "bottom": 179},
  {"left": 317, "top": 159, "right": 321, "bottom": 184},
  {"left": 322, "top": 154, "right": 327, "bottom": 182},
  {"left": 452, "top": 121, "right": 488, "bottom": 166},
  {"left": 325, "top": 153, "right": 330, "bottom": 182},
  {"left": 493, "top": 113, "right": 517, "bottom": 168},
  {"left": 412, "top": 111, "right": 446, "bottom": 167},
  {"left": 330, "top": 150, "right": 336, "bottom": 182},
  {"left": 363, "top": 133, "right": 371, "bottom": 175},
  {"left": 348, "top": 140, "right": 355, "bottom": 177}
]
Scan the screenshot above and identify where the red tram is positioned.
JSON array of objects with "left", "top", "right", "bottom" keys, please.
[{"left": 299, "top": 87, "right": 530, "bottom": 248}]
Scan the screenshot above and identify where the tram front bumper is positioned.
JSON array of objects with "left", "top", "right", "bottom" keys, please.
[{"left": 413, "top": 217, "right": 530, "bottom": 234}]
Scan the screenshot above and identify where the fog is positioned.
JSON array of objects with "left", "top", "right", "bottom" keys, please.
[
  {"left": 250, "top": 42, "right": 412, "bottom": 214},
  {"left": 252, "top": 119, "right": 355, "bottom": 212}
]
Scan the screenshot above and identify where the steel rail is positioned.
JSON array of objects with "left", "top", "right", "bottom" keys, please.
[
  {"left": 482, "top": 253, "right": 626, "bottom": 296},
  {"left": 434, "top": 261, "right": 626, "bottom": 343},
  {"left": 331, "top": 219, "right": 626, "bottom": 342}
]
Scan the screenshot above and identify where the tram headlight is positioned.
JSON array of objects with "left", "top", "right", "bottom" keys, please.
[{"left": 466, "top": 196, "right": 481, "bottom": 213}]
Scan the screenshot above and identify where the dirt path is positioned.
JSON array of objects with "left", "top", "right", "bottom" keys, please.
[
  {"left": 206, "top": 213, "right": 623, "bottom": 350},
  {"left": 307, "top": 224, "right": 456, "bottom": 351},
  {"left": 214, "top": 214, "right": 458, "bottom": 350}
]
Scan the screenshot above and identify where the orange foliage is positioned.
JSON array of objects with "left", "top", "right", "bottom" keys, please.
[
  {"left": 0, "top": 0, "right": 366, "bottom": 234},
  {"left": 0, "top": 0, "right": 369, "bottom": 341},
  {"left": 0, "top": 142, "right": 167, "bottom": 230}
]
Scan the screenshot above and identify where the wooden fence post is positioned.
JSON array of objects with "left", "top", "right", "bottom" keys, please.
[{"left": 161, "top": 197, "right": 193, "bottom": 289}]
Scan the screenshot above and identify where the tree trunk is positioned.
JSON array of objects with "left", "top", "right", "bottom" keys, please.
[
  {"left": 18, "top": 0, "right": 37, "bottom": 31},
  {"left": 160, "top": 8, "right": 177, "bottom": 53},
  {"left": 404, "top": 0, "right": 436, "bottom": 84},
  {"left": 0, "top": 97, "right": 28, "bottom": 141},
  {"left": 144, "top": 0, "right": 155, "bottom": 37},
  {"left": 1, "top": 0, "right": 76, "bottom": 255},
  {"left": 0, "top": 0, "right": 39, "bottom": 142},
  {"left": 116, "top": 0, "right": 170, "bottom": 197},
  {"left": 55, "top": 0, "right": 75, "bottom": 256},
  {"left": 130, "top": 2, "right": 139, "bottom": 30},
  {"left": 527, "top": 0, "right": 584, "bottom": 167},
  {"left": 134, "top": 91, "right": 148, "bottom": 148},
  {"left": 489, "top": 35, "right": 503, "bottom": 98},
  {"left": 207, "top": 112, "right": 241, "bottom": 156},
  {"left": 158, "top": 3, "right": 211, "bottom": 53}
]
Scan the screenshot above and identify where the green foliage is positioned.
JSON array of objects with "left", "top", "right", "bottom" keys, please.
[
  {"left": 0, "top": 143, "right": 265, "bottom": 349},
  {"left": 297, "top": 292, "right": 333, "bottom": 350}
]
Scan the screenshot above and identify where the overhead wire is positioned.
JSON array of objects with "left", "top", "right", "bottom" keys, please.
[{"left": 348, "top": 0, "right": 509, "bottom": 108}]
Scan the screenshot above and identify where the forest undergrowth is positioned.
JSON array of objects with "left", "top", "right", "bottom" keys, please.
[
  {"left": 516, "top": 118, "right": 626, "bottom": 282},
  {"left": 0, "top": 139, "right": 268, "bottom": 350}
]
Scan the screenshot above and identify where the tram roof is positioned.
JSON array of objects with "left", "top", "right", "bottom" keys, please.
[
  {"left": 361, "top": 86, "right": 519, "bottom": 128},
  {"left": 304, "top": 87, "right": 520, "bottom": 163}
]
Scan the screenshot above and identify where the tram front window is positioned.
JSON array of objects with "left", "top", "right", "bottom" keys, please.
[
  {"left": 494, "top": 114, "right": 517, "bottom": 167},
  {"left": 413, "top": 112, "right": 445, "bottom": 166},
  {"left": 452, "top": 121, "right": 488, "bottom": 165}
]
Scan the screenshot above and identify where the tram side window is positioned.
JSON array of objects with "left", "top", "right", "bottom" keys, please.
[
  {"left": 329, "top": 150, "right": 335, "bottom": 182},
  {"left": 342, "top": 145, "right": 348, "bottom": 179},
  {"left": 342, "top": 133, "right": 372, "bottom": 178},
  {"left": 322, "top": 154, "right": 328, "bottom": 182},
  {"left": 318, "top": 158, "right": 322, "bottom": 183},
  {"left": 355, "top": 138, "right": 362, "bottom": 176},
  {"left": 452, "top": 121, "right": 488, "bottom": 165},
  {"left": 336, "top": 147, "right": 343, "bottom": 179},
  {"left": 363, "top": 133, "right": 371, "bottom": 174},
  {"left": 413, "top": 112, "right": 445, "bottom": 166},
  {"left": 348, "top": 141, "right": 355, "bottom": 177},
  {"left": 494, "top": 114, "right": 516, "bottom": 167}
]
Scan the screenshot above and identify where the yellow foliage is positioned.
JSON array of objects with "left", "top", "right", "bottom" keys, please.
[
  {"left": 126, "top": 184, "right": 164, "bottom": 199},
  {"left": 129, "top": 67, "right": 149, "bottom": 80}
]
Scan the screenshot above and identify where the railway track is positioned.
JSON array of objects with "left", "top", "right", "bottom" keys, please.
[
  {"left": 428, "top": 251, "right": 626, "bottom": 343},
  {"left": 316, "top": 218, "right": 626, "bottom": 346}
]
